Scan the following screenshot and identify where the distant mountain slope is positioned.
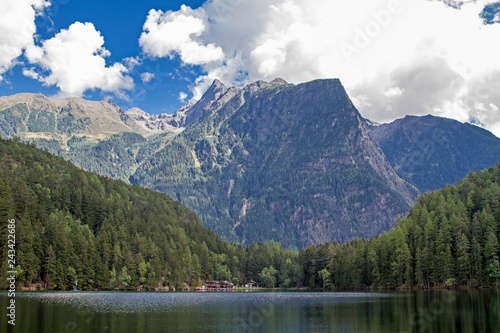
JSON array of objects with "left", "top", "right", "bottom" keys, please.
[
  {"left": 0, "top": 83, "right": 241, "bottom": 182},
  {"left": 131, "top": 79, "right": 419, "bottom": 248},
  {"left": 0, "top": 92, "right": 187, "bottom": 143},
  {"left": 369, "top": 115, "right": 500, "bottom": 192}
]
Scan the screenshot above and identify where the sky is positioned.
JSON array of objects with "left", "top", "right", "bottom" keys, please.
[{"left": 1, "top": 0, "right": 500, "bottom": 136}]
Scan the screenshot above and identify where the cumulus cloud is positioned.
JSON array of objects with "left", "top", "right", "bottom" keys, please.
[
  {"left": 179, "top": 91, "right": 188, "bottom": 102},
  {"left": 0, "top": 0, "right": 49, "bottom": 81},
  {"left": 141, "top": 72, "right": 155, "bottom": 83},
  {"left": 146, "top": 0, "right": 500, "bottom": 136},
  {"left": 139, "top": 5, "right": 224, "bottom": 65},
  {"left": 25, "top": 22, "right": 134, "bottom": 98},
  {"left": 123, "top": 56, "right": 142, "bottom": 71}
]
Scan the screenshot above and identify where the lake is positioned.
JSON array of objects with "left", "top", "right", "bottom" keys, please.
[{"left": 1, "top": 290, "right": 499, "bottom": 332}]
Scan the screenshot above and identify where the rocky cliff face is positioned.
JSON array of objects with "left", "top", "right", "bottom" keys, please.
[
  {"left": 369, "top": 115, "right": 500, "bottom": 192},
  {"left": 131, "top": 78, "right": 419, "bottom": 247}
]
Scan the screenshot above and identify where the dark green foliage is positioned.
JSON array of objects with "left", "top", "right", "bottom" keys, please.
[
  {"left": 0, "top": 137, "right": 498, "bottom": 291},
  {"left": 0, "top": 138, "right": 298, "bottom": 290},
  {"left": 369, "top": 115, "right": 500, "bottom": 192},
  {"left": 298, "top": 164, "right": 500, "bottom": 289}
]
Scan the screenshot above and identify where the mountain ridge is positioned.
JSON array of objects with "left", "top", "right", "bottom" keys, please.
[
  {"left": 369, "top": 114, "right": 500, "bottom": 192},
  {"left": 0, "top": 91, "right": 186, "bottom": 142},
  {"left": 130, "top": 78, "right": 419, "bottom": 247}
]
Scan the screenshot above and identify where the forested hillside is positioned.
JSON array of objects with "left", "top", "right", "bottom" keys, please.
[
  {"left": 0, "top": 138, "right": 297, "bottom": 291},
  {"left": 300, "top": 164, "right": 500, "bottom": 289},
  {"left": 0, "top": 138, "right": 499, "bottom": 291}
]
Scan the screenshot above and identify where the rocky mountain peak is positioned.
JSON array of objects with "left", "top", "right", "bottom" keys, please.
[
  {"left": 130, "top": 77, "right": 419, "bottom": 247},
  {"left": 167, "top": 79, "right": 233, "bottom": 128},
  {"left": 270, "top": 78, "right": 288, "bottom": 85},
  {"left": 210, "top": 79, "right": 227, "bottom": 91}
]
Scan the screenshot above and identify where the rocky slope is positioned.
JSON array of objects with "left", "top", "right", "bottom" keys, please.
[
  {"left": 131, "top": 78, "right": 419, "bottom": 247},
  {"left": 369, "top": 115, "right": 500, "bottom": 192},
  {"left": 0, "top": 92, "right": 187, "bottom": 143}
]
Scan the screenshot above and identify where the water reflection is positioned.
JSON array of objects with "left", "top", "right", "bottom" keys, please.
[{"left": 0, "top": 290, "right": 498, "bottom": 332}]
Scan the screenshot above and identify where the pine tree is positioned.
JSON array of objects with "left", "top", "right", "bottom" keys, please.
[
  {"left": 415, "top": 247, "right": 424, "bottom": 287},
  {"left": 456, "top": 233, "right": 471, "bottom": 285},
  {"left": 367, "top": 248, "right": 381, "bottom": 286},
  {"left": 484, "top": 232, "right": 499, "bottom": 262}
]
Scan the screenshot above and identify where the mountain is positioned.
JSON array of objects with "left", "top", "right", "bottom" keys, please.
[
  {"left": 0, "top": 92, "right": 192, "bottom": 142},
  {"left": 131, "top": 78, "right": 419, "bottom": 248},
  {"left": 0, "top": 93, "right": 160, "bottom": 138},
  {"left": 0, "top": 93, "right": 188, "bottom": 181},
  {"left": 2, "top": 136, "right": 499, "bottom": 293},
  {"left": 0, "top": 79, "right": 420, "bottom": 248},
  {"left": 369, "top": 115, "right": 500, "bottom": 192}
]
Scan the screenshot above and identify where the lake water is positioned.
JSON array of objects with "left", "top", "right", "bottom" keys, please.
[{"left": 1, "top": 290, "right": 499, "bottom": 332}]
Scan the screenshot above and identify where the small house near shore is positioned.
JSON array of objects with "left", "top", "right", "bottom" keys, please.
[
  {"left": 204, "top": 280, "right": 235, "bottom": 291},
  {"left": 244, "top": 280, "right": 259, "bottom": 288}
]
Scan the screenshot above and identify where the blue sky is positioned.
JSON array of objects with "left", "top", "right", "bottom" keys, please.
[
  {"left": 1, "top": 0, "right": 500, "bottom": 136},
  {"left": 0, "top": 0, "right": 208, "bottom": 114}
]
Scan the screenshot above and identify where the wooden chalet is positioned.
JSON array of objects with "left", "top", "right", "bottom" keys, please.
[
  {"left": 244, "top": 280, "right": 259, "bottom": 288},
  {"left": 204, "top": 280, "right": 235, "bottom": 291}
]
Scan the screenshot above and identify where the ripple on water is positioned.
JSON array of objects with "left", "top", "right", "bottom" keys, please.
[{"left": 10, "top": 291, "right": 395, "bottom": 314}]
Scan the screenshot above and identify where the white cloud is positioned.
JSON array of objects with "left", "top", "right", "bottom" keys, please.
[
  {"left": 144, "top": 0, "right": 500, "bottom": 136},
  {"left": 25, "top": 22, "right": 134, "bottom": 98},
  {"left": 141, "top": 72, "right": 155, "bottom": 83},
  {"left": 22, "top": 67, "right": 40, "bottom": 80},
  {"left": 179, "top": 91, "right": 188, "bottom": 102},
  {"left": 123, "top": 56, "right": 142, "bottom": 71},
  {"left": 139, "top": 5, "right": 224, "bottom": 65},
  {"left": 0, "top": 0, "right": 49, "bottom": 81}
]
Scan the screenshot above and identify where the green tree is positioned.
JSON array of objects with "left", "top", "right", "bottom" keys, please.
[
  {"left": 259, "top": 266, "right": 278, "bottom": 288},
  {"left": 392, "top": 242, "right": 412, "bottom": 286},
  {"left": 488, "top": 259, "right": 500, "bottom": 285},
  {"left": 368, "top": 248, "right": 381, "bottom": 286},
  {"left": 118, "top": 266, "right": 131, "bottom": 288},
  {"left": 457, "top": 234, "right": 471, "bottom": 285},
  {"left": 138, "top": 261, "right": 147, "bottom": 285},
  {"left": 318, "top": 268, "right": 331, "bottom": 290}
]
